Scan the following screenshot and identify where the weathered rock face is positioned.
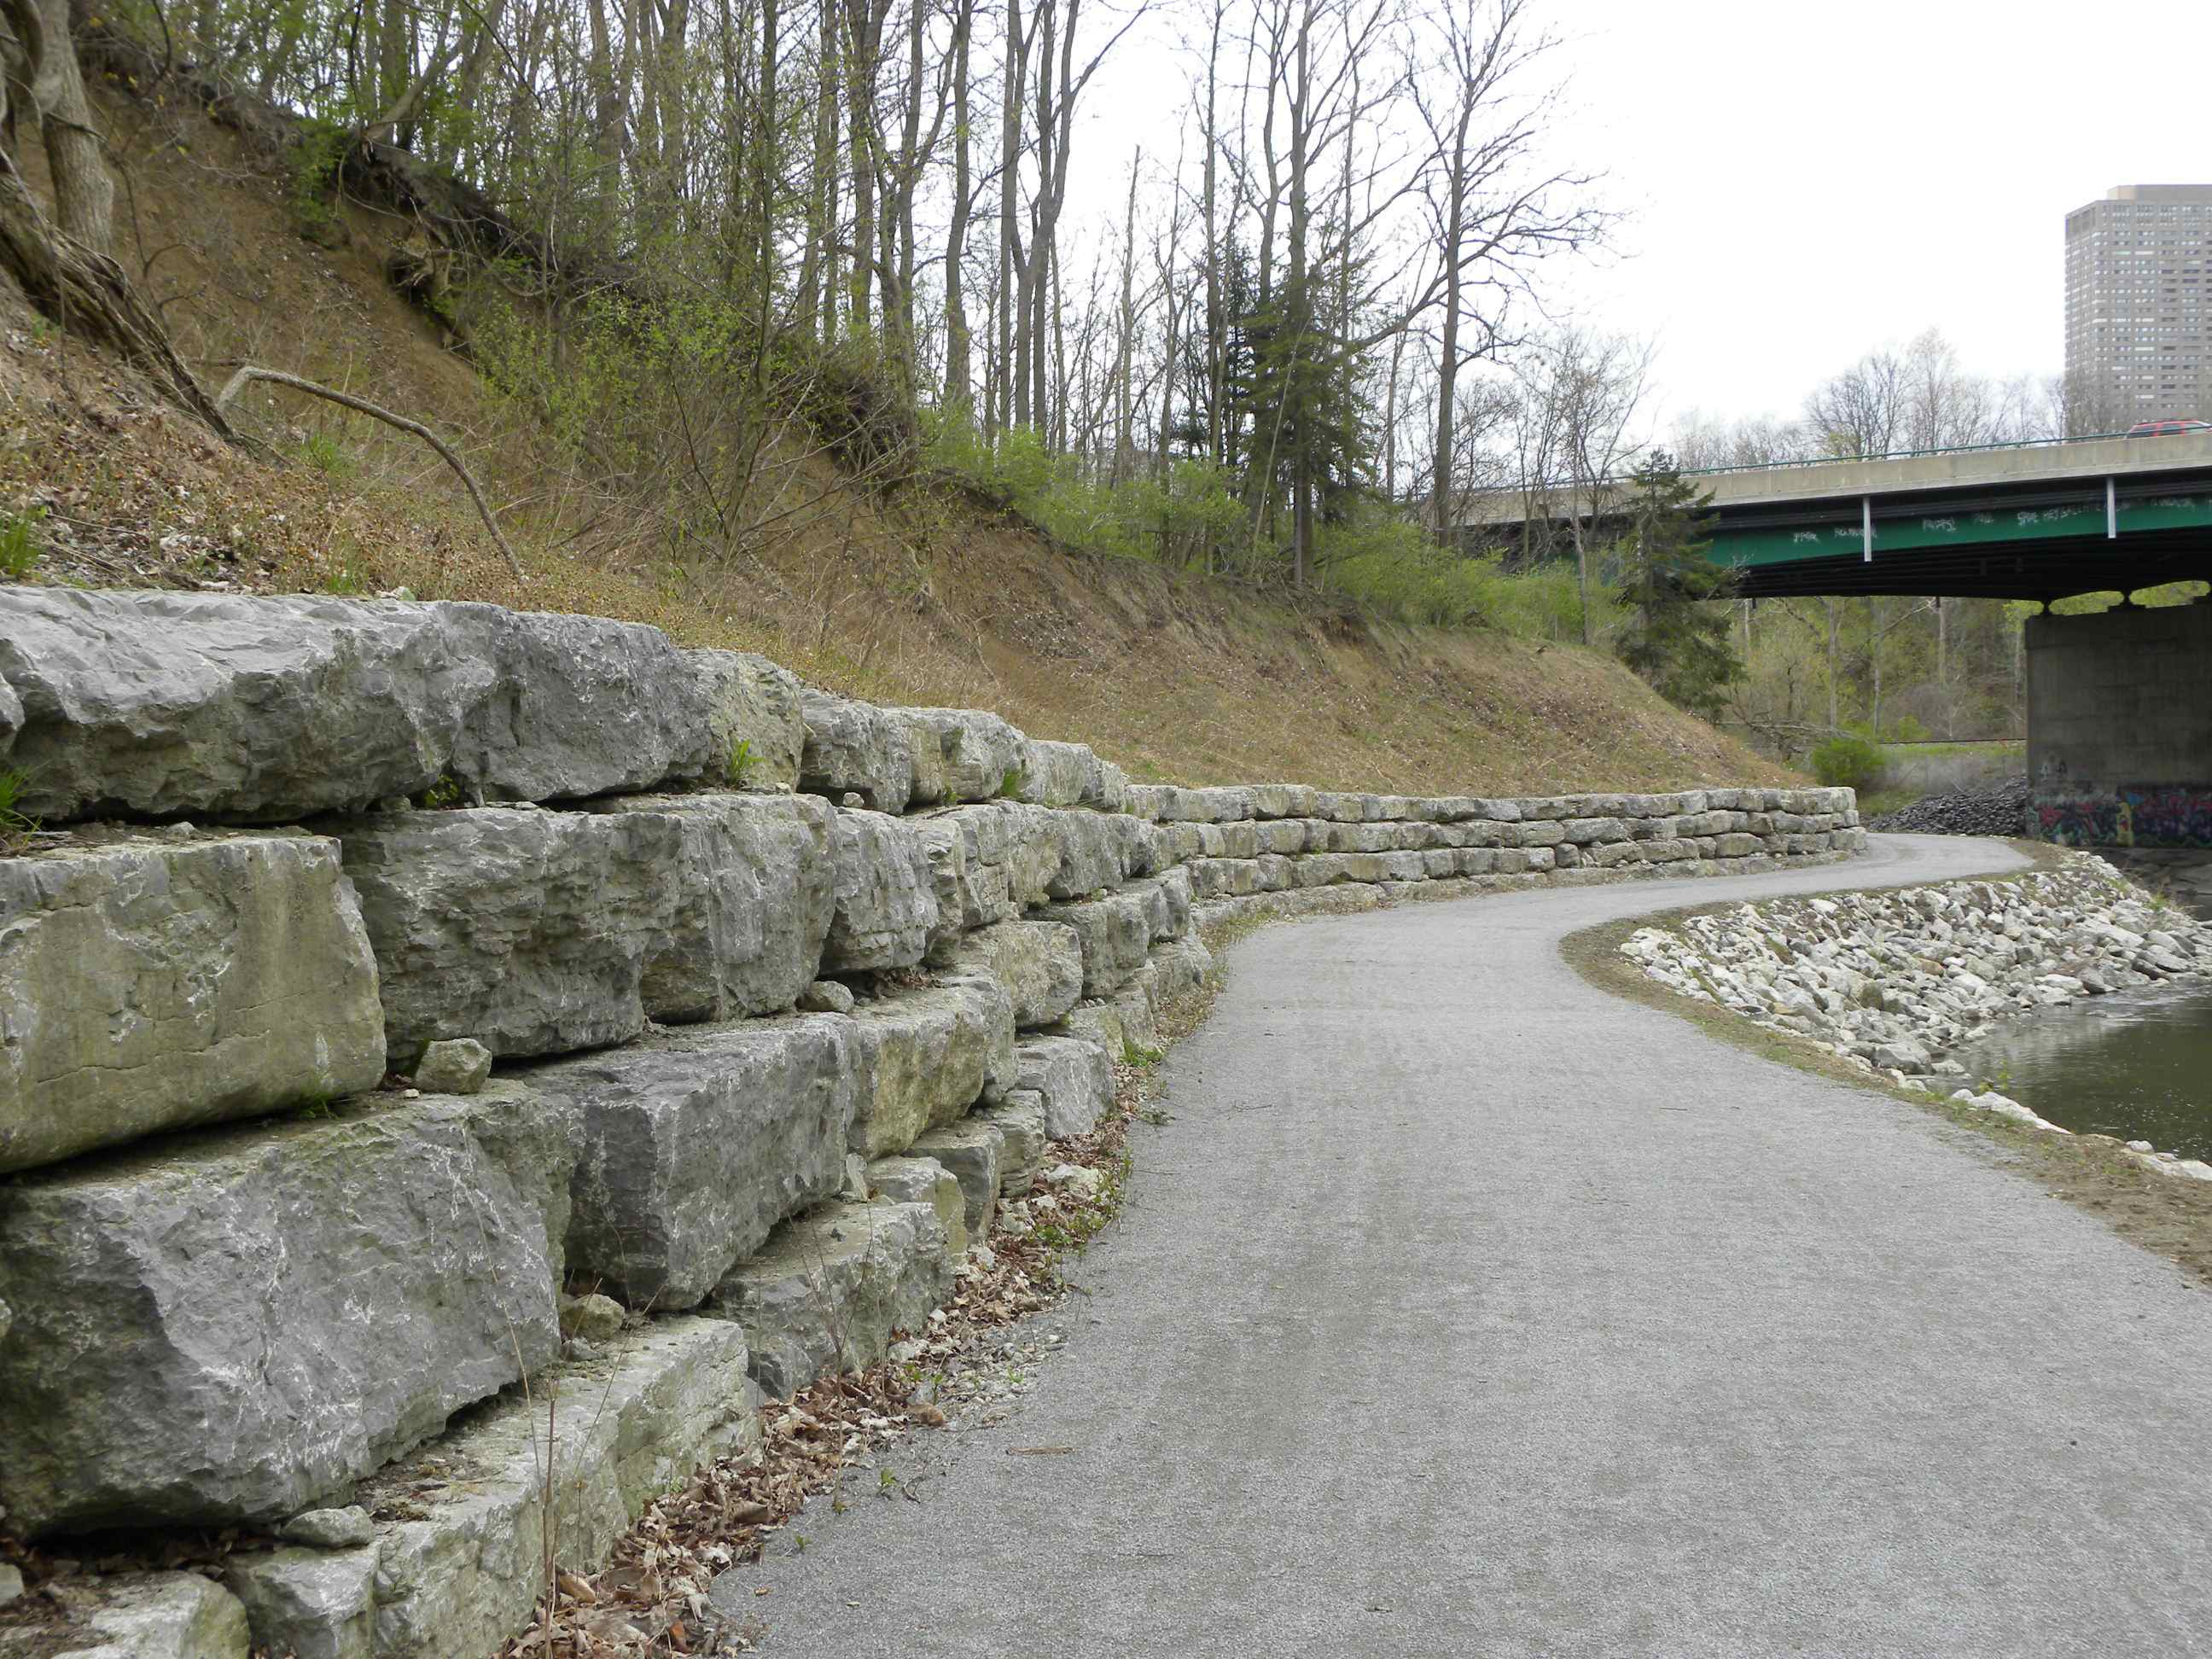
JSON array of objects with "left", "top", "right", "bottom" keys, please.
[
  {"left": 0, "top": 590, "right": 719, "bottom": 823},
  {"left": 593, "top": 794, "right": 837, "bottom": 1022},
  {"left": 799, "top": 691, "right": 912, "bottom": 814},
  {"left": 1036, "top": 889, "right": 1155, "bottom": 997},
  {"left": 899, "top": 708, "right": 1025, "bottom": 801},
  {"left": 226, "top": 1545, "right": 378, "bottom": 1659},
  {"left": 541, "top": 1016, "right": 861, "bottom": 1311},
  {"left": 341, "top": 808, "right": 681, "bottom": 1066},
  {"left": 1013, "top": 1034, "right": 1116, "bottom": 1138},
  {"left": 711, "top": 1201, "right": 956, "bottom": 1398},
  {"left": 864, "top": 1155, "right": 968, "bottom": 1257},
  {"left": 947, "top": 920, "right": 1085, "bottom": 1028},
  {"left": 37, "top": 1570, "right": 252, "bottom": 1659},
  {"left": 823, "top": 811, "right": 940, "bottom": 972},
  {"left": 977, "top": 1093, "right": 1048, "bottom": 1196},
  {"left": 0, "top": 1098, "right": 565, "bottom": 1535},
  {"left": 370, "top": 1319, "right": 760, "bottom": 1659},
  {"left": 908, "top": 1120, "right": 1004, "bottom": 1238},
  {"left": 689, "top": 649, "right": 806, "bottom": 792},
  {"left": 845, "top": 981, "right": 1016, "bottom": 1157},
  {"left": 0, "top": 833, "right": 386, "bottom": 1174}
]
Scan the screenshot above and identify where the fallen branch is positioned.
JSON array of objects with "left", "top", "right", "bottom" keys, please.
[{"left": 215, "top": 365, "right": 525, "bottom": 581}]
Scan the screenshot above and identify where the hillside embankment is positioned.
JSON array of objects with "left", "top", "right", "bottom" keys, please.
[{"left": 0, "top": 71, "right": 1793, "bottom": 800}]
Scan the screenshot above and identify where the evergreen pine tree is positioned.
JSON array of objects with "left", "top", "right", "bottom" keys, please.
[{"left": 1616, "top": 451, "right": 1743, "bottom": 720}]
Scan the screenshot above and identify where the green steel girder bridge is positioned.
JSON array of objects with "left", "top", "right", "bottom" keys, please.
[{"left": 1467, "top": 430, "right": 2212, "bottom": 602}]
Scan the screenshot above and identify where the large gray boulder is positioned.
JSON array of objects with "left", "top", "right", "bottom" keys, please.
[
  {"left": 908, "top": 1119, "right": 1004, "bottom": 1239},
  {"left": 540, "top": 1016, "right": 862, "bottom": 1311},
  {"left": 898, "top": 708, "right": 1027, "bottom": 800},
  {"left": 0, "top": 832, "right": 385, "bottom": 1173},
  {"left": 689, "top": 649, "right": 806, "bottom": 792},
  {"left": 823, "top": 811, "right": 940, "bottom": 972},
  {"left": 340, "top": 807, "right": 683, "bottom": 1066},
  {"left": 1014, "top": 1034, "right": 1116, "bottom": 1139},
  {"left": 0, "top": 590, "right": 718, "bottom": 823},
  {"left": 846, "top": 981, "right": 1016, "bottom": 1158},
  {"left": 711, "top": 1201, "right": 956, "bottom": 1398},
  {"left": 225, "top": 1546, "right": 378, "bottom": 1659},
  {"left": 35, "top": 1571, "right": 251, "bottom": 1659},
  {"left": 1036, "top": 888, "right": 1155, "bottom": 997},
  {"left": 976, "top": 1092, "right": 1048, "bottom": 1196},
  {"left": 946, "top": 920, "right": 1084, "bottom": 1027},
  {"left": 592, "top": 793, "right": 837, "bottom": 1022},
  {"left": 798, "top": 690, "right": 912, "bottom": 813},
  {"left": 0, "top": 1098, "right": 566, "bottom": 1535}
]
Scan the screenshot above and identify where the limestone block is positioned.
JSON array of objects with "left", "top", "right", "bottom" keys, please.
[
  {"left": 1018, "top": 739, "right": 1103, "bottom": 807},
  {"left": 1014, "top": 1034, "right": 1115, "bottom": 1139},
  {"left": 1150, "top": 935, "right": 1215, "bottom": 1007},
  {"left": 0, "top": 591, "right": 719, "bottom": 823},
  {"left": 412, "top": 1039, "right": 493, "bottom": 1096},
  {"left": 864, "top": 1155, "right": 968, "bottom": 1256},
  {"left": 226, "top": 1547, "right": 377, "bottom": 1659},
  {"left": 341, "top": 808, "right": 678, "bottom": 1065},
  {"left": 538, "top": 1017, "right": 861, "bottom": 1311},
  {"left": 823, "top": 810, "right": 940, "bottom": 973},
  {"left": 370, "top": 1319, "right": 760, "bottom": 1659},
  {"left": 0, "top": 834, "right": 385, "bottom": 1174},
  {"left": 846, "top": 981, "right": 1016, "bottom": 1158},
  {"left": 1037, "top": 889, "right": 1153, "bottom": 996},
  {"left": 891, "top": 710, "right": 952, "bottom": 806},
  {"left": 947, "top": 919, "right": 1085, "bottom": 1027},
  {"left": 899, "top": 707, "right": 1027, "bottom": 800},
  {"left": 977, "top": 1093, "right": 1049, "bottom": 1196},
  {"left": 910, "top": 1119, "right": 1005, "bottom": 1238},
  {"left": 0, "top": 1098, "right": 565, "bottom": 1534},
  {"left": 38, "top": 1572, "right": 251, "bottom": 1659},
  {"left": 688, "top": 650, "right": 806, "bottom": 791},
  {"left": 1059, "top": 1003, "right": 1127, "bottom": 1062},
  {"left": 1113, "top": 967, "right": 1162, "bottom": 1053},
  {"left": 712, "top": 1201, "right": 956, "bottom": 1398},
  {"left": 597, "top": 793, "right": 837, "bottom": 1020},
  {"left": 1041, "top": 807, "right": 1128, "bottom": 897},
  {"left": 798, "top": 690, "right": 911, "bottom": 813}
]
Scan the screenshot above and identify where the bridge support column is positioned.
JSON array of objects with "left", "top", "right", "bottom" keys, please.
[{"left": 2025, "top": 602, "right": 2212, "bottom": 847}]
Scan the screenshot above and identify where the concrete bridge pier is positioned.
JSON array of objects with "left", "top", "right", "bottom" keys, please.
[{"left": 2026, "top": 602, "right": 2212, "bottom": 847}]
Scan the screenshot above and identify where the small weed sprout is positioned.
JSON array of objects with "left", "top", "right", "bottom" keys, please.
[
  {"left": 725, "top": 736, "right": 757, "bottom": 786},
  {"left": 301, "top": 430, "right": 354, "bottom": 478},
  {"left": 996, "top": 765, "right": 1027, "bottom": 800},
  {"left": 0, "top": 765, "right": 38, "bottom": 852},
  {"left": 417, "top": 773, "right": 467, "bottom": 809},
  {"left": 0, "top": 508, "right": 45, "bottom": 579}
]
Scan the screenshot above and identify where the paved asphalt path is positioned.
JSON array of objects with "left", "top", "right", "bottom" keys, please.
[{"left": 716, "top": 834, "right": 2212, "bottom": 1657}]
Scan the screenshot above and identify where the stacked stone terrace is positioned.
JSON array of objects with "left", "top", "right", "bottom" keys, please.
[{"left": 0, "top": 589, "right": 1861, "bottom": 1658}]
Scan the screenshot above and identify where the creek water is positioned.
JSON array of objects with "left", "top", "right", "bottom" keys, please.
[{"left": 1949, "top": 981, "right": 2212, "bottom": 1160}]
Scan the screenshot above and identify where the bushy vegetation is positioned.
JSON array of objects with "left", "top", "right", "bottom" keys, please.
[{"left": 1810, "top": 732, "right": 1887, "bottom": 792}]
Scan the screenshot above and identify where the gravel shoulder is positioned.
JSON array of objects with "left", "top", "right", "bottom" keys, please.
[{"left": 719, "top": 834, "right": 2212, "bottom": 1658}]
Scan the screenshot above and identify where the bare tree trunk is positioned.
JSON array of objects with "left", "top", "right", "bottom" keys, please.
[
  {"left": 1110, "top": 151, "right": 1137, "bottom": 484},
  {"left": 31, "top": 0, "right": 111, "bottom": 253},
  {"left": 940, "top": 0, "right": 974, "bottom": 410}
]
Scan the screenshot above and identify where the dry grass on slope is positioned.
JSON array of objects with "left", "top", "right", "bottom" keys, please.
[{"left": 0, "top": 90, "right": 1797, "bottom": 797}]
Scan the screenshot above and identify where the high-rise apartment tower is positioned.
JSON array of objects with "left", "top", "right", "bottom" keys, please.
[{"left": 2064, "top": 183, "right": 2212, "bottom": 428}]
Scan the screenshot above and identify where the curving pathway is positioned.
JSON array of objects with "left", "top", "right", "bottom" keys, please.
[{"left": 717, "top": 835, "right": 2212, "bottom": 1656}]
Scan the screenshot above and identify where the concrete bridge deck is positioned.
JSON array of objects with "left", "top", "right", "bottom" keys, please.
[{"left": 715, "top": 835, "right": 2212, "bottom": 1656}]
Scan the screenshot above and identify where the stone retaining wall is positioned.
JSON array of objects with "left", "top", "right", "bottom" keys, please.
[{"left": 0, "top": 589, "right": 1863, "bottom": 1657}]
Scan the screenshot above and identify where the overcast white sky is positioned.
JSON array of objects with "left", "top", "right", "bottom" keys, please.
[{"left": 1070, "top": 0, "right": 2212, "bottom": 432}]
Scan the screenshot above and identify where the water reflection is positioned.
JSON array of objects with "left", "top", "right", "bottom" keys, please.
[{"left": 1950, "top": 983, "right": 2212, "bottom": 1161}]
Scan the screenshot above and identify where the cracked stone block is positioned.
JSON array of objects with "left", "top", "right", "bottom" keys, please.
[
  {"left": 711, "top": 1201, "right": 956, "bottom": 1398},
  {"left": 908, "top": 1119, "right": 1004, "bottom": 1240},
  {"left": 538, "top": 1016, "right": 862, "bottom": 1311},
  {"left": 799, "top": 691, "right": 911, "bottom": 813},
  {"left": 0, "top": 590, "right": 719, "bottom": 824},
  {"left": 946, "top": 920, "right": 1084, "bottom": 1028},
  {"left": 0, "top": 1097, "right": 566, "bottom": 1535},
  {"left": 976, "top": 1092, "right": 1048, "bottom": 1196},
  {"left": 1036, "top": 889, "right": 1154, "bottom": 997},
  {"left": 1013, "top": 1034, "right": 1115, "bottom": 1139},
  {"left": 864, "top": 1155, "right": 968, "bottom": 1258},
  {"left": 0, "top": 832, "right": 385, "bottom": 1174},
  {"left": 593, "top": 793, "right": 837, "bottom": 1022},
  {"left": 846, "top": 980, "right": 1016, "bottom": 1158},
  {"left": 35, "top": 1571, "right": 251, "bottom": 1659},
  {"left": 369, "top": 1318, "right": 760, "bottom": 1659},
  {"left": 824, "top": 811, "right": 940, "bottom": 972},
  {"left": 225, "top": 1545, "right": 377, "bottom": 1659},
  {"left": 689, "top": 649, "right": 805, "bottom": 792},
  {"left": 896, "top": 708, "right": 1027, "bottom": 801}
]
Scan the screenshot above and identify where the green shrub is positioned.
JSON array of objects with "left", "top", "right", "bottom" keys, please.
[{"left": 1810, "top": 732, "right": 1885, "bottom": 792}]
